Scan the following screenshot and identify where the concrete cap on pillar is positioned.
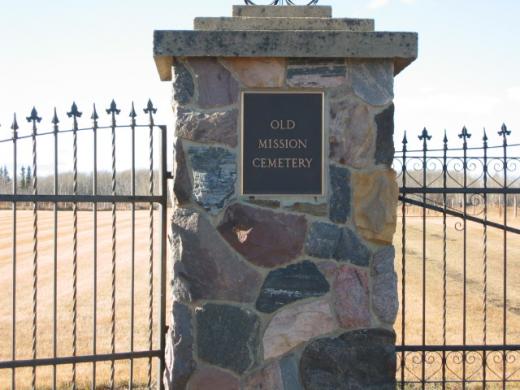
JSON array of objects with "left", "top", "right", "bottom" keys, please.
[{"left": 153, "top": 5, "right": 417, "bottom": 81}]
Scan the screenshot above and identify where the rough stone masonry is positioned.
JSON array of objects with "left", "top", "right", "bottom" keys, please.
[{"left": 154, "top": 5, "right": 417, "bottom": 389}]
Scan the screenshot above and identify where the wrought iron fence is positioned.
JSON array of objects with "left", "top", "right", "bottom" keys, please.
[
  {"left": 0, "top": 101, "right": 168, "bottom": 390},
  {"left": 394, "top": 124, "right": 520, "bottom": 388}
]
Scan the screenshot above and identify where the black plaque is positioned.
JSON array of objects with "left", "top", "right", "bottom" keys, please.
[{"left": 242, "top": 92, "right": 324, "bottom": 195}]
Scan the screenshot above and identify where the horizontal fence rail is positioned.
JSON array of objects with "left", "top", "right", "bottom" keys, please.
[
  {"left": 394, "top": 124, "right": 520, "bottom": 389},
  {"left": 0, "top": 101, "right": 168, "bottom": 390}
]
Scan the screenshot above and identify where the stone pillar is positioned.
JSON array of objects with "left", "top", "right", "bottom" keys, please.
[{"left": 154, "top": 5, "right": 417, "bottom": 390}]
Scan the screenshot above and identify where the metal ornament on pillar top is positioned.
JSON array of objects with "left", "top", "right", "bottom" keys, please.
[{"left": 244, "top": 0, "right": 319, "bottom": 5}]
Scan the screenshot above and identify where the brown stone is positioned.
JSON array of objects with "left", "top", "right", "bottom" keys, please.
[
  {"left": 218, "top": 203, "right": 307, "bottom": 268},
  {"left": 329, "top": 98, "right": 376, "bottom": 169},
  {"left": 188, "top": 58, "right": 239, "bottom": 108},
  {"left": 189, "top": 365, "right": 240, "bottom": 390},
  {"left": 263, "top": 299, "right": 337, "bottom": 360},
  {"left": 352, "top": 169, "right": 398, "bottom": 244},
  {"left": 333, "top": 265, "right": 371, "bottom": 329},
  {"left": 171, "top": 208, "right": 262, "bottom": 303},
  {"left": 174, "top": 106, "right": 238, "bottom": 147},
  {"left": 243, "top": 361, "right": 284, "bottom": 390},
  {"left": 221, "top": 58, "right": 286, "bottom": 88}
]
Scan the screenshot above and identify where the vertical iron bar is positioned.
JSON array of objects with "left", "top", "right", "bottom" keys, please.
[
  {"left": 27, "top": 107, "right": 41, "bottom": 390},
  {"left": 158, "top": 124, "right": 168, "bottom": 390},
  {"left": 129, "top": 103, "right": 137, "bottom": 390},
  {"left": 442, "top": 131, "right": 448, "bottom": 390},
  {"left": 499, "top": 124, "right": 510, "bottom": 389},
  {"left": 419, "top": 128, "right": 431, "bottom": 389},
  {"left": 482, "top": 130, "right": 489, "bottom": 388},
  {"left": 107, "top": 100, "right": 120, "bottom": 390},
  {"left": 91, "top": 105, "right": 99, "bottom": 390},
  {"left": 145, "top": 100, "right": 157, "bottom": 389},
  {"left": 459, "top": 126, "right": 471, "bottom": 389},
  {"left": 52, "top": 109, "right": 59, "bottom": 390},
  {"left": 400, "top": 133, "right": 408, "bottom": 389},
  {"left": 11, "top": 114, "right": 18, "bottom": 390},
  {"left": 67, "top": 103, "right": 82, "bottom": 390}
]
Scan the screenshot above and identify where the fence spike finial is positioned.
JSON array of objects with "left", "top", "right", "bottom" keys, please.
[
  {"left": 458, "top": 125, "right": 471, "bottom": 140},
  {"left": 52, "top": 108, "right": 60, "bottom": 125},
  {"left": 26, "top": 107, "right": 42, "bottom": 123},
  {"left": 11, "top": 113, "right": 19, "bottom": 132},
  {"left": 91, "top": 104, "right": 99, "bottom": 121},
  {"left": 129, "top": 102, "right": 137, "bottom": 118},
  {"left": 402, "top": 131, "right": 408, "bottom": 145},
  {"left": 106, "top": 99, "right": 121, "bottom": 115},
  {"left": 418, "top": 127, "right": 432, "bottom": 141},
  {"left": 499, "top": 123, "right": 511, "bottom": 137},
  {"left": 483, "top": 128, "right": 488, "bottom": 142},
  {"left": 443, "top": 129, "right": 448, "bottom": 144},
  {"left": 144, "top": 99, "right": 157, "bottom": 114},
  {"left": 67, "top": 102, "right": 83, "bottom": 119}
]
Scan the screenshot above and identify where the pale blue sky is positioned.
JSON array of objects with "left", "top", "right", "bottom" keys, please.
[{"left": 0, "top": 0, "right": 519, "bottom": 156}]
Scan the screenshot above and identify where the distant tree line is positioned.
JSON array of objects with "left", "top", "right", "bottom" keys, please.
[{"left": 0, "top": 169, "right": 165, "bottom": 210}]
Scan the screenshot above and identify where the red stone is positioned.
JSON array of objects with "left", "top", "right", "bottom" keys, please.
[
  {"left": 189, "top": 365, "right": 240, "bottom": 390},
  {"left": 218, "top": 203, "right": 307, "bottom": 268},
  {"left": 333, "top": 265, "right": 371, "bottom": 329}
]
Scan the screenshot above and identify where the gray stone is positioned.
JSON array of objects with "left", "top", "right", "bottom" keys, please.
[
  {"left": 329, "top": 98, "right": 376, "bottom": 169},
  {"left": 287, "top": 59, "right": 347, "bottom": 88},
  {"left": 256, "top": 260, "right": 330, "bottom": 313},
  {"left": 164, "top": 302, "right": 195, "bottom": 390},
  {"left": 172, "top": 138, "right": 191, "bottom": 205},
  {"left": 280, "top": 355, "right": 304, "bottom": 390},
  {"left": 171, "top": 208, "right": 262, "bottom": 303},
  {"left": 375, "top": 104, "right": 395, "bottom": 167},
  {"left": 218, "top": 203, "right": 307, "bottom": 268},
  {"left": 195, "top": 17, "right": 374, "bottom": 32},
  {"left": 350, "top": 60, "right": 394, "bottom": 106},
  {"left": 196, "top": 304, "right": 260, "bottom": 375},
  {"left": 334, "top": 227, "right": 371, "bottom": 267},
  {"left": 305, "top": 222, "right": 342, "bottom": 259},
  {"left": 372, "top": 246, "right": 396, "bottom": 275},
  {"left": 232, "top": 5, "right": 332, "bottom": 18},
  {"left": 175, "top": 106, "right": 238, "bottom": 147},
  {"left": 154, "top": 31, "right": 418, "bottom": 79},
  {"left": 329, "top": 165, "right": 351, "bottom": 224},
  {"left": 285, "top": 202, "right": 327, "bottom": 217},
  {"left": 172, "top": 62, "right": 194, "bottom": 105},
  {"left": 188, "top": 58, "right": 239, "bottom": 108},
  {"left": 246, "top": 198, "right": 281, "bottom": 209},
  {"left": 300, "top": 329, "right": 396, "bottom": 390},
  {"left": 187, "top": 146, "right": 236, "bottom": 212},
  {"left": 371, "top": 246, "right": 398, "bottom": 324}
]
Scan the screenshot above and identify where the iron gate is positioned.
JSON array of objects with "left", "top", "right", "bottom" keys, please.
[
  {"left": 394, "top": 125, "right": 520, "bottom": 388},
  {"left": 0, "top": 101, "right": 168, "bottom": 389}
]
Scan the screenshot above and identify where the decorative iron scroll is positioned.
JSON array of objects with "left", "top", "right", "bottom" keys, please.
[
  {"left": 396, "top": 349, "right": 520, "bottom": 385},
  {"left": 244, "top": 0, "right": 320, "bottom": 5}
]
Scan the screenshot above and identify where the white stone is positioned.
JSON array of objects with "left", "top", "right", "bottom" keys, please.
[{"left": 263, "top": 299, "right": 337, "bottom": 360}]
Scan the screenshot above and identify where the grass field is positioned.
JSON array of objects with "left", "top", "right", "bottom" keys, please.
[{"left": 0, "top": 207, "right": 519, "bottom": 388}]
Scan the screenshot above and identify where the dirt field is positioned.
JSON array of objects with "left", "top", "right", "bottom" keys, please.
[
  {"left": 0, "top": 209, "right": 164, "bottom": 389},
  {"left": 394, "top": 206, "right": 520, "bottom": 386},
  {"left": 0, "top": 207, "right": 519, "bottom": 388}
]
